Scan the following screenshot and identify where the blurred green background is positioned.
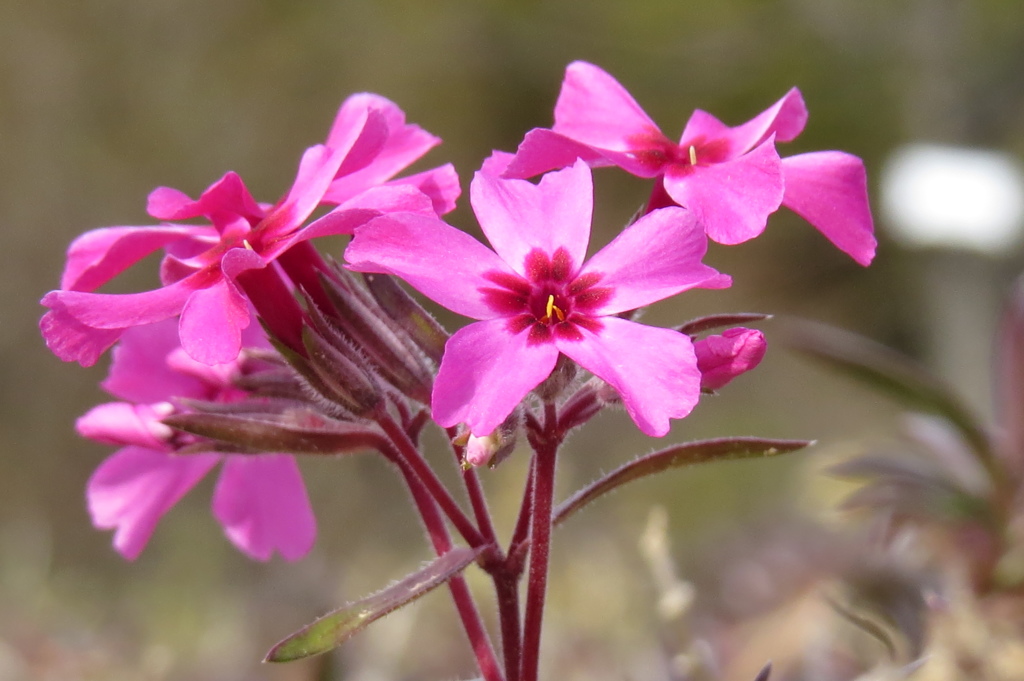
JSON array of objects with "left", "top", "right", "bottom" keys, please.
[{"left": 3, "top": 0, "right": 1024, "bottom": 679}]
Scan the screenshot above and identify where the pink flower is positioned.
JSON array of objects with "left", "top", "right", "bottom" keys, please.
[
  {"left": 41, "top": 94, "right": 459, "bottom": 367},
  {"left": 694, "top": 328, "right": 767, "bottom": 391},
  {"left": 78, "top": 319, "right": 316, "bottom": 561},
  {"left": 504, "top": 61, "right": 876, "bottom": 266},
  {"left": 346, "top": 159, "right": 730, "bottom": 437}
]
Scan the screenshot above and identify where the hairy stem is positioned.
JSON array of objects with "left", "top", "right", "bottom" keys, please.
[{"left": 520, "top": 407, "right": 561, "bottom": 681}]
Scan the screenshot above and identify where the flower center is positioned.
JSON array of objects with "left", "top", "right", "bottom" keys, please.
[{"left": 479, "top": 247, "right": 613, "bottom": 345}]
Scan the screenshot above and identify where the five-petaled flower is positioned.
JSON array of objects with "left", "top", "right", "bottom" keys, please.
[
  {"left": 346, "top": 159, "right": 730, "bottom": 437},
  {"left": 504, "top": 60, "right": 876, "bottom": 266},
  {"left": 77, "top": 319, "right": 316, "bottom": 561},
  {"left": 40, "top": 94, "right": 459, "bottom": 368}
]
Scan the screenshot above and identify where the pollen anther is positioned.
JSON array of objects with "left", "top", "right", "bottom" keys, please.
[
  {"left": 544, "top": 294, "right": 566, "bottom": 323},
  {"left": 688, "top": 145, "right": 698, "bottom": 166}
]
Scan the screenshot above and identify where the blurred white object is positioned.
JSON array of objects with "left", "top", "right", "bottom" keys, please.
[{"left": 882, "top": 144, "right": 1024, "bottom": 254}]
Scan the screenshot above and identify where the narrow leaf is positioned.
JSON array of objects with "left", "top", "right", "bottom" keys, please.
[
  {"left": 553, "top": 438, "right": 810, "bottom": 527},
  {"left": 678, "top": 312, "right": 771, "bottom": 336},
  {"left": 783, "top": 320, "right": 995, "bottom": 473},
  {"left": 265, "top": 546, "right": 483, "bottom": 662}
]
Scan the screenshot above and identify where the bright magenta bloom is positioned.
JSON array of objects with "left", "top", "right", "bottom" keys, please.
[
  {"left": 346, "top": 160, "right": 729, "bottom": 437},
  {"left": 77, "top": 319, "right": 316, "bottom": 561},
  {"left": 505, "top": 61, "right": 876, "bottom": 266},
  {"left": 41, "top": 94, "right": 459, "bottom": 367}
]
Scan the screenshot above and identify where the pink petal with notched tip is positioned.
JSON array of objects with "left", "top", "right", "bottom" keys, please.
[
  {"left": 553, "top": 61, "right": 662, "bottom": 152},
  {"left": 60, "top": 225, "right": 199, "bottom": 292},
  {"left": 39, "top": 294, "right": 126, "bottom": 367},
  {"left": 502, "top": 128, "right": 612, "bottom": 179},
  {"left": 432, "top": 319, "right": 560, "bottom": 436},
  {"left": 580, "top": 205, "right": 729, "bottom": 315},
  {"left": 664, "top": 137, "right": 784, "bottom": 245},
  {"left": 345, "top": 212, "right": 517, "bottom": 321},
  {"left": 147, "top": 172, "right": 264, "bottom": 226},
  {"left": 379, "top": 163, "right": 462, "bottom": 216},
  {"left": 556, "top": 317, "right": 701, "bottom": 437},
  {"left": 781, "top": 151, "right": 876, "bottom": 266},
  {"left": 87, "top": 446, "right": 220, "bottom": 560},
  {"left": 680, "top": 88, "right": 807, "bottom": 158},
  {"left": 322, "top": 94, "right": 443, "bottom": 201},
  {"left": 471, "top": 160, "right": 593, "bottom": 276},
  {"left": 212, "top": 455, "right": 316, "bottom": 562}
]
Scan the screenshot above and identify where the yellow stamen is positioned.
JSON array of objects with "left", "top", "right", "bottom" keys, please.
[
  {"left": 688, "top": 145, "right": 698, "bottom": 166},
  {"left": 545, "top": 294, "right": 566, "bottom": 322},
  {"left": 243, "top": 239, "right": 255, "bottom": 251}
]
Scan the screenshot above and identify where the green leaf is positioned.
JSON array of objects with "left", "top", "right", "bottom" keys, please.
[
  {"left": 783, "top": 319, "right": 995, "bottom": 474},
  {"left": 265, "top": 547, "right": 483, "bottom": 662},
  {"left": 553, "top": 437, "right": 810, "bottom": 527}
]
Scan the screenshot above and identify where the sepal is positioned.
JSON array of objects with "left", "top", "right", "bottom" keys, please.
[
  {"left": 163, "top": 408, "right": 385, "bottom": 455},
  {"left": 362, "top": 272, "right": 449, "bottom": 363}
]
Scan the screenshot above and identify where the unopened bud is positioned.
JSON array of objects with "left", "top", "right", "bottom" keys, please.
[
  {"left": 694, "top": 328, "right": 766, "bottom": 391},
  {"left": 459, "top": 411, "right": 519, "bottom": 468}
]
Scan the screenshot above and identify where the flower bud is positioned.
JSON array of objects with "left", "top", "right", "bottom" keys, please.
[{"left": 694, "top": 328, "right": 766, "bottom": 391}]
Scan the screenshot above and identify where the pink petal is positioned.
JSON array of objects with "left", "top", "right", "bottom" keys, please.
[
  {"left": 329, "top": 107, "right": 390, "bottom": 180},
  {"left": 48, "top": 276, "right": 196, "bottom": 329},
  {"left": 178, "top": 277, "right": 252, "bottom": 366},
  {"left": 322, "top": 95, "right": 442, "bottom": 201},
  {"left": 380, "top": 163, "right": 462, "bottom": 216},
  {"left": 87, "top": 446, "right": 220, "bottom": 560},
  {"left": 212, "top": 455, "right": 316, "bottom": 562},
  {"left": 324, "top": 95, "right": 390, "bottom": 158},
  {"left": 345, "top": 212, "right": 515, "bottom": 320},
  {"left": 148, "top": 172, "right": 263, "bottom": 226},
  {"left": 663, "top": 137, "right": 784, "bottom": 244},
  {"left": 60, "top": 225, "right": 199, "bottom": 292},
  {"left": 102, "top": 319, "right": 204, "bottom": 402},
  {"left": 580, "top": 206, "right": 730, "bottom": 315},
  {"left": 257, "top": 144, "right": 346, "bottom": 242},
  {"left": 556, "top": 317, "right": 701, "bottom": 436},
  {"left": 503, "top": 128, "right": 611, "bottom": 179},
  {"left": 553, "top": 61, "right": 662, "bottom": 154},
  {"left": 432, "top": 319, "right": 560, "bottom": 435},
  {"left": 781, "top": 151, "right": 877, "bottom": 266},
  {"left": 146, "top": 186, "right": 194, "bottom": 219},
  {"left": 694, "top": 328, "right": 767, "bottom": 391},
  {"left": 680, "top": 88, "right": 807, "bottom": 157},
  {"left": 76, "top": 402, "right": 175, "bottom": 448},
  {"left": 471, "top": 159, "right": 593, "bottom": 276},
  {"left": 39, "top": 294, "right": 125, "bottom": 367}
]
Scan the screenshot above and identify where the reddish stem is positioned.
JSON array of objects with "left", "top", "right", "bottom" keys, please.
[
  {"left": 394, "top": 456, "right": 504, "bottom": 681},
  {"left": 448, "top": 429, "right": 522, "bottom": 681},
  {"left": 519, "top": 409, "right": 561, "bottom": 681},
  {"left": 377, "top": 409, "right": 487, "bottom": 549}
]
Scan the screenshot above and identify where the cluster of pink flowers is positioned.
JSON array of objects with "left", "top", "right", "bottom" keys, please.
[{"left": 41, "top": 61, "right": 873, "bottom": 564}]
